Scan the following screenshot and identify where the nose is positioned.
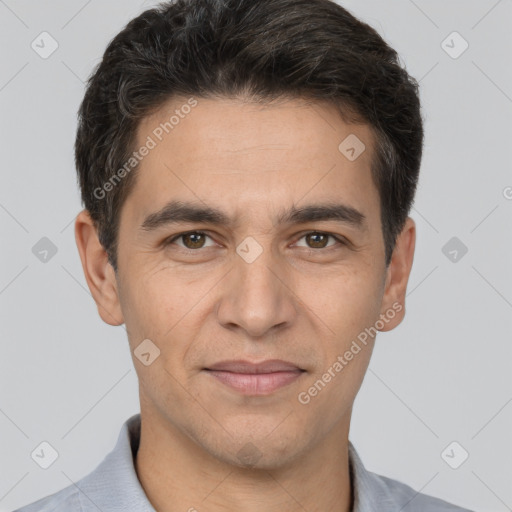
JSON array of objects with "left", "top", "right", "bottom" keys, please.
[{"left": 215, "top": 244, "right": 297, "bottom": 339}]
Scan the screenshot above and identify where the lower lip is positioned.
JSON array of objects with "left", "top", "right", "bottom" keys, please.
[{"left": 205, "top": 370, "right": 304, "bottom": 395}]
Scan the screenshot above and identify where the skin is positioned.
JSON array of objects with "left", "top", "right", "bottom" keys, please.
[{"left": 75, "top": 96, "right": 415, "bottom": 512}]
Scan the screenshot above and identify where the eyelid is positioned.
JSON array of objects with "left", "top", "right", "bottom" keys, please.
[
  {"left": 292, "top": 230, "right": 347, "bottom": 249},
  {"left": 164, "top": 229, "right": 348, "bottom": 250},
  {"left": 165, "top": 230, "right": 217, "bottom": 249}
]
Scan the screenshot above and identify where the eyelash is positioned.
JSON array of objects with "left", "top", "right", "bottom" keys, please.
[{"left": 164, "top": 230, "right": 347, "bottom": 252}]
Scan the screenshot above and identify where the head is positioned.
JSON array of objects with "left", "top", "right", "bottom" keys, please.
[{"left": 75, "top": 0, "right": 422, "bottom": 470}]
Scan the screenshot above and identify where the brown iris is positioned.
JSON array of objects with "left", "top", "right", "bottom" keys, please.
[
  {"left": 181, "top": 232, "right": 206, "bottom": 249},
  {"left": 304, "top": 232, "right": 330, "bottom": 249}
]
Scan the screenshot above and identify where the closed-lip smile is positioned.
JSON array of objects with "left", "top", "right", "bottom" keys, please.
[{"left": 204, "top": 359, "right": 306, "bottom": 395}]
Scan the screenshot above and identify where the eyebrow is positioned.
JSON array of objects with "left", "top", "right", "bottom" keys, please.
[{"left": 140, "top": 200, "right": 367, "bottom": 232}]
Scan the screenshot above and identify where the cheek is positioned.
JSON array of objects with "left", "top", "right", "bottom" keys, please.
[
  {"left": 300, "top": 264, "right": 383, "bottom": 340},
  {"left": 120, "top": 263, "right": 189, "bottom": 329},
  {"left": 295, "top": 270, "right": 381, "bottom": 427},
  {"left": 120, "top": 266, "right": 214, "bottom": 371}
]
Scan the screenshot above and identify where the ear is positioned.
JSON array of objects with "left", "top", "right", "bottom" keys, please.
[
  {"left": 378, "top": 217, "right": 416, "bottom": 332},
  {"left": 74, "top": 209, "right": 124, "bottom": 326}
]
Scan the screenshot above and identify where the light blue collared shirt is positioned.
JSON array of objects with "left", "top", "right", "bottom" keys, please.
[{"left": 14, "top": 413, "right": 474, "bottom": 512}]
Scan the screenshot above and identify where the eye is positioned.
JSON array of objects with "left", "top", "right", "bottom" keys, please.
[
  {"left": 165, "top": 231, "right": 217, "bottom": 250},
  {"left": 294, "top": 231, "right": 345, "bottom": 250},
  {"left": 164, "top": 230, "right": 346, "bottom": 252}
]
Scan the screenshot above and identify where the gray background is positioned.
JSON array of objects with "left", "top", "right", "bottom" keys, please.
[{"left": 1, "top": 1, "right": 511, "bottom": 511}]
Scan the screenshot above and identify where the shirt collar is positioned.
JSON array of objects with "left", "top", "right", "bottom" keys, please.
[
  {"left": 348, "top": 441, "right": 399, "bottom": 511},
  {"left": 78, "top": 413, "right": 156, "bottom": 512},
  {"left": 77, "top": 413, "right": 394, "bottom": 512}
]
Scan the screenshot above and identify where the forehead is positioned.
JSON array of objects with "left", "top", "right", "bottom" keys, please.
[
  {"left": 138, "top": 95, "right": 374, "bottom": 162},
  {"left": 124, "top": 96, "right": 379, "bottom": 227}
]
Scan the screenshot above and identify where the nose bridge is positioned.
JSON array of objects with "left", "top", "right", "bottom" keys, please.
[{"left": 216, "top": 236, "right": 295, "bottom": 337}]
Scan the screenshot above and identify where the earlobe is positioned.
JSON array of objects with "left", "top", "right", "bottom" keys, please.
[
  {"left": 74, "top": 209, "right": 124, "bottom": 326},
  {"left": 378, "top": 217, "right": 416, "bottom": 332}
]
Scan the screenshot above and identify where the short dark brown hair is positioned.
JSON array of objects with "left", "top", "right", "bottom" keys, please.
[{"left": 75, "top": 0, "right": 424, "bottom": 271}]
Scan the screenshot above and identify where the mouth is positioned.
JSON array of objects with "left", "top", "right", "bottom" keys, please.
[{"left": 203, "top": 359, "right": 306, "bottom": 395}]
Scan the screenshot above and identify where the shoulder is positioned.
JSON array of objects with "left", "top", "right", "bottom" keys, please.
[
  {"left": 348, "top": 442, "right": 474, "bottom": 512},
  {"left": 372, "top": 472, "right": 475, "bottom": 512},
  {"left": 12, "top": 483, "right": 82, "bottom": 512},
  {"left": 13, "top": 413, "right": 147, "bottom": 512}
]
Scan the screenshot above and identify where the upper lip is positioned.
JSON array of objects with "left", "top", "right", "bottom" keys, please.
[{"left": 205, "top": 359, "right": 304, "bottom": 374}]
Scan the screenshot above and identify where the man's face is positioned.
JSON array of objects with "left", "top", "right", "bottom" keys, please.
[{"left": 103, "top": 97, "right": 403, "bottom": 468}]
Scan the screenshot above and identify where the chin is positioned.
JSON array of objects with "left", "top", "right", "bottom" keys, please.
[{"left": 204, "top": 430, "right": 309, "bottom": 471}]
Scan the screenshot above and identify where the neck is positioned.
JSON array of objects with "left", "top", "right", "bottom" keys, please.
[{"left": 134, "top": 413, "right": 353, "bottom": 512}]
